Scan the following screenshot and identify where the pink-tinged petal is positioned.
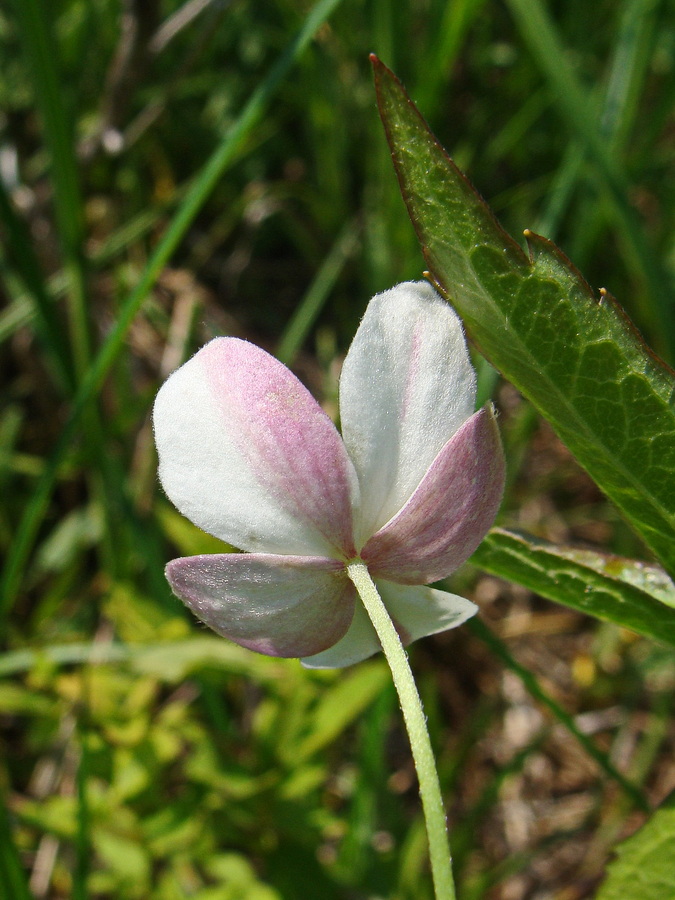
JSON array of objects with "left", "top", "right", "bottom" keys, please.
[
  {"left": 166, "top": 554, "right": 355, "bottom": 658},
  {"left": 339, "top": 282, "right": 476, "bottom": 544},
  {"left": 301, "top": 580, "right": 477, "bottom": 669},
  {"left": 361, "top": 406, "right": 505, "bottom": 584},
  {"left": 154, "top": 338, "right": 358, "bottom": 557}
]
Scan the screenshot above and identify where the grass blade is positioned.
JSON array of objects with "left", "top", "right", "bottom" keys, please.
[
  {"left": 467, "top": 617, "right": 651, "bottom": 812},
  {"left": 276, "top": 221, "right": 358, "bottom": 365},
  {"left": 535, "top": 0, "right": 658, "bottom": 240},
  {"left": 0, "top": 792, "right": 34, "bottom": 900},
  {"left": 11, "top": 0, "right": 90, "bottom": 376},
  {"left": 0, "top": 180, "right": 74, "bottom": 390},
  {"left": 0, "top": 0, "right": 347, "bottom": 617},
  {"left": 503, "top": 0, "right": 675, "bottom": 360}
]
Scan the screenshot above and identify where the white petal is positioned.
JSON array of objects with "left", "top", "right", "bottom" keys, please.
[
  {"left": 154, "top": 338, "right": 359, "bottom": 557},
  {"left": 301, "top": 579, "right": 476, "bottom": 669},
  {"left": 339, "top": 282, "right": 476, "bottom": 544},
  {"left": 378, "top": 581, "right": 477, "bottom": 646}
]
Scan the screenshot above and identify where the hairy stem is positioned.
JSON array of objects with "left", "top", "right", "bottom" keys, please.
[{"left": 346, "top": 560, "right": 456, "bottom": 900}]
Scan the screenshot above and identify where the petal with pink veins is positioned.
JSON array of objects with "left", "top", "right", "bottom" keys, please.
[
  {"left": 301, "top": 580, "right": 477, "bottom": 669},
  {"left": 166, "top": 554, "right": 355, "bottom": 658},
  {"left": 361, "top": 406, "right": 505, "bottom": 584},
  {"left": 154, "top": 338, "right": 358, "bottom": 557},
  {"left": 338, "top": 282, "right": 476, "bottom": 544}
]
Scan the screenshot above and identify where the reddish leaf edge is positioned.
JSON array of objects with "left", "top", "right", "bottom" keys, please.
[{"left": 369, "top": 54, "right": 675, "bottom": 381}]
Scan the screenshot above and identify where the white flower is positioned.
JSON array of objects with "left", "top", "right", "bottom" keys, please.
[{"left": 153, "top": 282, "right": 504, "bottom": 667}]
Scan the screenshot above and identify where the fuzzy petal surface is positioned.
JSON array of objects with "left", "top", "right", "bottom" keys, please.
[
  {"left": 339, "top": 281, "right": 476, "bottom": 544},
  {"left": 300, "top": 599, "right": 378, "bottom": 669},
  {"left": 166, "top": 554, "right": 355, "bottom": 658},
  {"left": 301, "top": 580, "right": 477, "bottom": 668},
  {"left": 154, "top": 338, "right": 358, "bottom": 556},
  {"left": 361, "top": 406, "right": 505, "bottom": 584}
]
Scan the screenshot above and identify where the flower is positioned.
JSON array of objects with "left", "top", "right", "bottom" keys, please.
[{"left": 153, "top": 281, "right": 504, "bottom": 668}]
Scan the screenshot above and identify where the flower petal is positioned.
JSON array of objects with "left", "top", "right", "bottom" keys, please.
[
  {"left": 166, "top": 554, "right": 355, "bottom": 658},
  {"left": 301, "top": 580, "right": 477, "bottom": 668},
  {"left": 361, "top": 406, "right": 505, "bottom": 584},
  {"left": 154, "top": 338, "right": 358, "bottom": 556},
  {"left": 339, "top": 281, "right": 477, "bottom": 544},
  {"left": 379, "top": 580, "right": 477, "bottom": 646},
  {"left": 300, "top": 599, "right": 378, "bottom": 669}
]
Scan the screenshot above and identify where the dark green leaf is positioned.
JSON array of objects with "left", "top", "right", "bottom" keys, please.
[
  {"left": 373, "top": 57, "right": 675, "bottom": 578},
  {"left": 472, "top": 528, "right": 675, "bottom": 646},
  {"left": 596, "top": 793, "right": 675, "bottom": 900}
]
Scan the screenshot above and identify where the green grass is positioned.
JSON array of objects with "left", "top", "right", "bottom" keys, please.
[{"left": 1, "top": 0, "right": 674, "bottom": 897}]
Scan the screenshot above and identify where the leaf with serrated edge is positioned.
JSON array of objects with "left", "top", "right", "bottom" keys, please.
[
  {"left": 373, "top": 56, "right": 675, "bottom": 578},
  {"left": 472, "top": 528, "right": 675, "bottom": 647},
  {"left": 596, "top": 793, "right": 675, "bottom": 900}
]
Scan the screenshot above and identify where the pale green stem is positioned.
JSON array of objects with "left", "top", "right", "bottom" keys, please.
[{"left": 346, "top": 560, "right": 456, "bottom": 900}]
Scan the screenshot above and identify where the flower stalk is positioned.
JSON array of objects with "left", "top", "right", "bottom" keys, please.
[{"left": 346, "top": 560, "right": 456, "bottom": 900}]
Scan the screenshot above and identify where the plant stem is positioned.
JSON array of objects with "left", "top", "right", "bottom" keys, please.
[{"left": 346, "top": 560, "right": 456, "bottom": 900}]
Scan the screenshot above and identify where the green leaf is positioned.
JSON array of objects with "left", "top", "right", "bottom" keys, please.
[
  {"left": 472, "top": 528, "right": 675, "bottom": 647},
  {"left": 0, "top": 683, "right": 53, "bottom": 716},
  {"left": 596, "top": 794, "right": 675, "bottom": 899},
  {"left": 373, "top": 57, "right": 675, "bottom": 578},
  {"left": 0, "top": 637, "right": 285, "bottom": 683},
  {"left": 92, "top": 829, "right": 151, "bottom": 890},
  {"left": 293, "top": 661, "right": 390, "bottom": 762}
]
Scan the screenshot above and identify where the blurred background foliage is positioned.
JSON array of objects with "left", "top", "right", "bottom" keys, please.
[{"left": 1, "top": 0, "right": 675, "bottom": 897}]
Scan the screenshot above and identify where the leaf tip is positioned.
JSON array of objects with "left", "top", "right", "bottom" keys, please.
[
  {"left": 370, "top": 53, "right": 391, "bottom": 88},
  {"left": 523, "top": 228, "right": 536, "bottom": 262}
]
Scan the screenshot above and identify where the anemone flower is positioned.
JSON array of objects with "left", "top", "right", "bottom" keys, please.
[{"left": 153, "top": 281, "right": 504, "bottom": 667}]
